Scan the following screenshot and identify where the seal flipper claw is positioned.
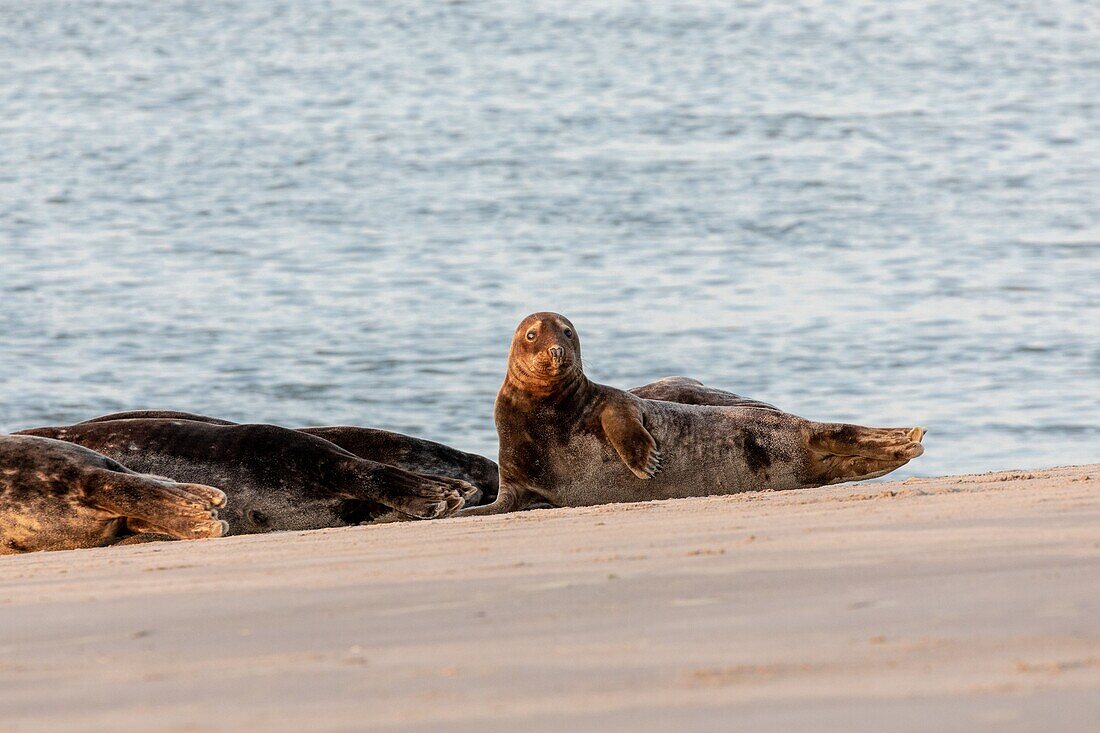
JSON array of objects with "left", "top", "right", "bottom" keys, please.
[{"left": 643, "top": 448, "right": 663, "bottom": 479}]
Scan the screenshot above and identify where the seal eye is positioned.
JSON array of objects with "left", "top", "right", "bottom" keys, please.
[
  {"left": 563, "top": 328, "right": 573, "bottom": 338},
  {"left": 526, "top": 330, "right": 537, "bottom": 341}
]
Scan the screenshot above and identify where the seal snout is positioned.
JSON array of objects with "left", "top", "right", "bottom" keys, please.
[{"left": 547, "top": 345, "right": 565, "bottom": 361}]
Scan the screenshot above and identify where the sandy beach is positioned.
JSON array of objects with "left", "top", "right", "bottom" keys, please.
[{"left": 0, "top": 464, "right": 1097, "bottom": 732}]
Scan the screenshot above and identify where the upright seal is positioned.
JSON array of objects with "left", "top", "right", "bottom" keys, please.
[{"left": 462, "top": 312, "right": 925, "bottom": 514}]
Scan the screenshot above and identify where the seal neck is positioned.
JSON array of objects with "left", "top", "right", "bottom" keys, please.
[{"left": 502, "top": 361, "right": 591, "bottom": 406}]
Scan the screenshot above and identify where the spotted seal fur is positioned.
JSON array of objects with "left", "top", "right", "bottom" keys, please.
[{"left": 1, "top": 434, "right": 226, "bottom": 553}]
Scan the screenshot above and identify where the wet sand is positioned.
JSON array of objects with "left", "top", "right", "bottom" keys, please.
[{"left": 0, "top": 464, "right": 1097, "bottom": 732}]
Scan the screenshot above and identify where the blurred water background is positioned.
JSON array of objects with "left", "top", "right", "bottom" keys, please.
[{"left": 2, "top": 1, "right": 1098, "bottom": 478}]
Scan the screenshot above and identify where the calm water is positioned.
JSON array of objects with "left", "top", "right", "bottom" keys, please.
[{"left": 1, "top": 1, "right": 1098, "bottom": 479}]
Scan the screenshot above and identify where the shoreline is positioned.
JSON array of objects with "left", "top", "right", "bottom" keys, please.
[{"left": 1, "top": 464, "right": 1097, "bottom": 731}]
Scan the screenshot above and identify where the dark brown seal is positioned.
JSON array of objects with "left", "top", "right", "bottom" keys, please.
[
  {"left": 461, "top": 312, "right": 926, "bottom": 515},
  {"left": 629, "top": 376, "right": 781, "bottom": 411},
  {"left": 15, "top": 419, "right": 476, "bottom": 534},
  {"left": 1, "top": 434, "right": 226, "bottom": 554},
  {"left": 75, "top": 410, "right": 500, "bottom": 505}
]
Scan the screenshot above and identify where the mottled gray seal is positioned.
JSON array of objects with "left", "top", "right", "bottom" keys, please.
[
  {"left": 75, "top": 409, "right": 500, "bottom": 506},
  {"left": 1, "top": 434, "right": 226, "bottom": 554},
  {"left": 16, "top": 419, "right": 476, "bottom": 533},
  {"left": 460, "top": 312, "right": 926, "bottom": 515}
]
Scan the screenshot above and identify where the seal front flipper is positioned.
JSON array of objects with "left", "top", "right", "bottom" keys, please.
[
  {"left": 345, "top": 462, "right": 471, "bottom": 519},
  {"left": 600, "top": 402, "right": 662, "bottom": 479}
]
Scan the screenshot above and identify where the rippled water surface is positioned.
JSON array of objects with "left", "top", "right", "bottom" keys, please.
[{"left": 2, "top": 1, "right": 1098, "bottom": 478}]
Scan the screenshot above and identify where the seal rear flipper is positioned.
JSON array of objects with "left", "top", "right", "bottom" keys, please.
[
  {"left": 344, "top": 462, "right": 469, "bottom": 520},
  {"left": 600, "top": 403, "right": 662, "bottom": 480},
  {"left": 411, "top": 471, "right": 483, "bottom": 506},
  {"left": 806, "top": 424, "right": 926, "bottom": 461},
  {"left": 818, "top": 455, "right": 918, "bottom": 485},
  {"left": 805, "top": 424, "right": 926, "bottom": 484},
  {"left": 83, "top": 470, "right": 228, "bottom": 540}
]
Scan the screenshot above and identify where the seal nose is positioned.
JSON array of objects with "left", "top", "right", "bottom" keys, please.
[{"left": 547, "top": 346, "right": 565, "bottom": 360}]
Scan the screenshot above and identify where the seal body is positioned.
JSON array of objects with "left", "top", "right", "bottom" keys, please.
[
  {"left": 77, "top": 410, "right": 500, "bottom": 505},
  {"left": 464, "top": 312, "right": 925, "bottom": 514},
  {"left": 508, "top": 402, "right": 814, "bottom": 506},
  {"left": 15, "top": 420, "right": 474, "bottom": 534},
  {"left": 0, "top": 434, "right": 226, "bottom": 554}
]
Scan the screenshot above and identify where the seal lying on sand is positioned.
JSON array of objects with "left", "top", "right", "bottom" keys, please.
[
  {"left": 630, "top": 376, "right": 781, "bottom": 411},
  {"left": 461, "top": 312, "right": 926, "bottom": 515},
  {"left": 73, "top": 410, "right": 500, "bottom": 505},
  {"left": 16, "top": 420, "right": 476, "bottom": 533},
  {"left": 1, "top": 434, "right": 226, "bottom": 554}
]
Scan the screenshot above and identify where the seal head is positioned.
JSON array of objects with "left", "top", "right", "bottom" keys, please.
[{"left": 505, "top": 312, "right": 584, "bottom": 398}]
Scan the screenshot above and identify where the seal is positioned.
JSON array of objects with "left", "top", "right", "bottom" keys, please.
[
  {"left": 0, "top": 434, "right": 227, "bottom": 554},
  {"left": 15, "top": 419, "right": 476, "bottom": 533},
  {"left": 461, "top": 312, "right": 926, "bottom": 515},
  {"left": 75, "top": 410, "right": 500, "bottom": 505},
  {"left": 629, "top": 376, "right": 780, "bottom": 411}
]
